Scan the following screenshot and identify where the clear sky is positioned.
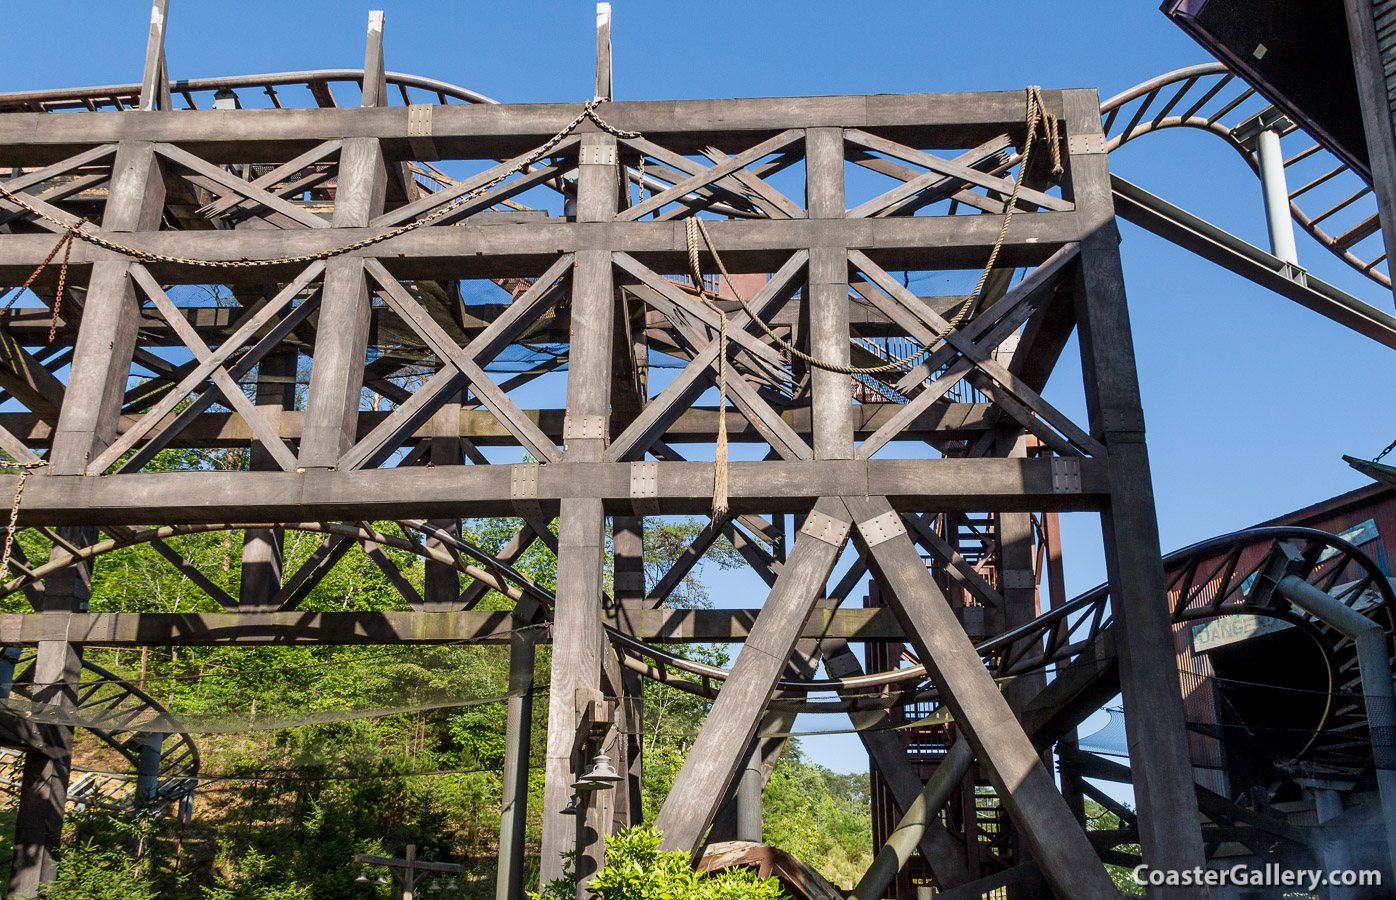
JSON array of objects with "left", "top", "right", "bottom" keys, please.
[{"left": 2, "top": 1, "right": 1393, "bottom": 778}]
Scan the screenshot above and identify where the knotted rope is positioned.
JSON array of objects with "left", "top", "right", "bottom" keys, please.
[{"left": 949, "top": 85, "right": 1061, "bottom": 327}]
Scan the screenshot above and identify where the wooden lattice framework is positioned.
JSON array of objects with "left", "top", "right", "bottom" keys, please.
[{"left": 0, "top": 7, "right": 1217, "bottom": 899}]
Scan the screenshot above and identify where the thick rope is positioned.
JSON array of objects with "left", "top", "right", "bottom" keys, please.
[
  {"left": 948, "top": 85, "right": 1061, "bottom": 327},
  {"left": 686, "top": 218, "right": 729, "bottom": 518},
  {"left": 0, "top": 101, "right": 638, "bottom": 270},
  {"left": 683, "top": 87, "right": 1058, "bottom": 379}
]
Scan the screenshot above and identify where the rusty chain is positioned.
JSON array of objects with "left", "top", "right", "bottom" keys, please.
[{"left": 0, "top": 100, "right": 639, "bottom": 270}]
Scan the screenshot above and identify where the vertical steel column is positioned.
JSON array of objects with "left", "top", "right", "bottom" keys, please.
[
  {"left": 134, "top": 731, "right": 164, "bottom": 807},
  {"left": 1255, "top": 129, "right": 1299, "bottom": 267},
  {"left": 496, "top": 616, "right": 537, "bottom": 900},
  {"left": 1062, "top": 88, "right": 1208, "bottom": 896},
  {"left": 540, "top": 130, "right": 617, "bottom": 892}
]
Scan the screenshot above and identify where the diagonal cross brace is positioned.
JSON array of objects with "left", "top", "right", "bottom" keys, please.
[{"left": 843, "top": 494, "right": 1117, "bottom": 900}]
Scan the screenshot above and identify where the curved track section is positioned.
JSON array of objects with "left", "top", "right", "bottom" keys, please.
[
  {"left": 5, "top": 521, "right": 1392, "bottom": 778},
  {"left": 4, "top": 654, "right": 199, "bottom": 813},
  {"left": 1102, "top": 63, "right": 1391, "bottom": 289}
]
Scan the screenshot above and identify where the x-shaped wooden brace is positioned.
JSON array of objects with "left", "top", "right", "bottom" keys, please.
[
  {"left": 844, "top": 129, "right": 1073, "bottom": 219},
  {"left": 338, "top": 255, "right": 572, "bottom": 470},
  {"left": 198, "top": 139, "right": 343, "bottom": 224},
  {"left": 620, "top": 135, "right": 804, "bottom": 221},
  {"left": 605, "top": 251, "right": 811, "bottom": 462},
  {"left": 91, "top": 262, "right": 327, "bottom": 474},
  {"left": 617, "top": 130, "right": 806, "bottom": 222},
  {"left": 0, "top": 145, "right": 117, "bottom": 232},
  {"left": 849, "top": 246, "right": 1106, "bottom": 459},
  {"left": 848, "top": 133, "right": 1015, "bottom": 218},
  {"left": 373, "top": 137, "right": 581, "bottom": 229},
  {"left": 153, "top": 143, "right": 331, "bottom": 230}
]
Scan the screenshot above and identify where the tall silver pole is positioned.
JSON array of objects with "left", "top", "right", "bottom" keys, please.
[{"left": 1256, "top": 128, "right": 1300, "bottom": 266}]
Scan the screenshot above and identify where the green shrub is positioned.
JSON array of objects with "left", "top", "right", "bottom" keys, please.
[{"left": 580, "top": 826, "right": 785, "bottom": 900}]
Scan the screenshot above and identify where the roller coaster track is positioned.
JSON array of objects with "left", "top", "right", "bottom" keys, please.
[
  {"left": 1, "top": 653, "right": 199, "bottom": 816},
  {"left": 1101, "top": 62, "right": 1391, "bottom": 289},
  {"left": 2, "top": 519, "right": 1390, "bottom": 786}
]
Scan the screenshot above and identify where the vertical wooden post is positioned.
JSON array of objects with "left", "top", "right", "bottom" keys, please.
[
  {"left": 595, "top": 3, "right": 613, "bottom": 102},
  {"left": 805, "top": 126, "right": 851, "bottom": 461},
  {"left": 1341, "top": 0, "right": 1396, "bottom": 306},
  {"left": 7, "top": 538, "right": 91, "bottom": 898},
  {"left": 424, "top": 400, "right": 463, "bottom": 610},
  {"left": 541, "top": 131, "right": 617, "bottom": 891},
  {"left": 1061, "top": 87, "right": 1207, "bottom": 894},
  {"left": 299, "top": 15, "right": 388, "bottom": 470},
  {"left": 239, "top": 351, "right": 295, "bottom": 610},
  {"left": 50, "top": 142, "right": 166, "bottom": 475},
  {"left": 138, "top": 0, "right": 172, "bottom": 112},
  {"left": 996, "top": 433, "right": 1049, "bottom": 900}
]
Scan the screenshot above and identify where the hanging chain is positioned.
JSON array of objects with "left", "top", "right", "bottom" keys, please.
[
  {"left": 1375, "top": 435, "right": 1396, "bottom": 463},
  {"left": 0, "top": 462, "right": 46, "bottom": 582},
  {"left": 0, "top": 101, "right": 639, "bottom": 271},
  {"left": 1, "top": 215, "right": 88, "bottom": 323}
]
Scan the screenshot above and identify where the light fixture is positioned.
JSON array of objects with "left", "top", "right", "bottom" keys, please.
[
  {"left": 355, "top": 870, "right": 371, "bottom": 883},
  {"left": 576, "top": 752, "right": 622, "bottom": 790},
  {"left": 561, "top": 793, "right": 581, "bottom": 814},
  {"left": 445, "top": 879, "right": 459, "bottom": 891},
  {"left": 375, "top": 874, "right": 390, "bottom": 886},
  {"left": 428, "top": 880, "right": 442, "bottom": 893}
]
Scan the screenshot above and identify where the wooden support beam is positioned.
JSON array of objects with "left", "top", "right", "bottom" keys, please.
[
  {"left": 3, "top": 457, "right": 1110, "bottom": 525},
  {"left": 653, "top": 497, "right": 849, "bottom": 855},
  {"left": 138, "top": 0, "right": 171, "bottom": 112},
  {"left": 0, "top": 605, "right": 957, "bottom": 646},
  {"left": 0, "top": 213, "right": 1077, "bottom": 284},
  {"left": 297, "top": 135, "right": 387, "bottom": 468},
  {"left": 1061, "top": 88, "right": 1206, "bottom": 892},
  {"left": 541, "top": 132, "right": 617, "bottom": 891},
  {"left": 844, "top": 494, "right": 1117, "bottom": 900},
  {"left": 49, "top": 141, "right": 165, "bottom": 475},
  {"left": 0, "top": 90, "right": 1066, "bottom": 166}
]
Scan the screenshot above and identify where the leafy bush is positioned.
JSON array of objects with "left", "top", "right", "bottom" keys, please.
[{"left": 584, "top": 827, "right": 785, "bottom": 900}]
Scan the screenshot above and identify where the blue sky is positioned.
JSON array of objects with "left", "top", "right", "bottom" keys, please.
[{"left": 2, "top": 1, "right": 1394, "bottom": 777}]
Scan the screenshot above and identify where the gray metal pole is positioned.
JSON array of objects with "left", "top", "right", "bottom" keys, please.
[
  {"left": 1275, "top": 572, "right": 1396, "bottom": 871},
  {"left": 496, "top": 619, "right": 537, "bottom": 900},
  {"left": 850, "top": 739, "right": 974, "bottom": 900},
  {"left": 134, "top": 731, "right": 164, "bottom": 807},
  {"left": 735, "top": 753, "right": 763, "bottom": 842},
  {"left": 1256, "top": 128, "right": 1300, "bottom": 266}
]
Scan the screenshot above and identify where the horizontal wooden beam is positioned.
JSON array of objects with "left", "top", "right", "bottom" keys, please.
[
  {"left": 0, "top": 213, "right": 1078, "bottom": 284},
  {"left": 0, "top": 90, "right": 1062, "bottom": 165},
  {"left": 0, "top": 606, "right": 1001, "bottom": 646},
  {"left": 7, "top": 457, "right": 1108, "bottom": 525},
  {"left": 0, "top": 402, "right": 996, "bottom": 448}
]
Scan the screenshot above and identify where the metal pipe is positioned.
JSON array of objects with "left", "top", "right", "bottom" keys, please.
[
  {"left": 1275, "top": 572, "right": 1396, "bottom": 871},
  {"left": 1257, "top": 128, "right": 1300, "bottom": 265},
  {"left": 850, "top": 739, "right": 974, "bottom": 900},
  {"left": 134, "top": 731, "right": 163, "bottom": 807},
  {"left": 735, "top": 752, "right": 763, "bottom": 842},
  {"left": 495, "top": 615, "right": 537, "bottom": 900}
]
